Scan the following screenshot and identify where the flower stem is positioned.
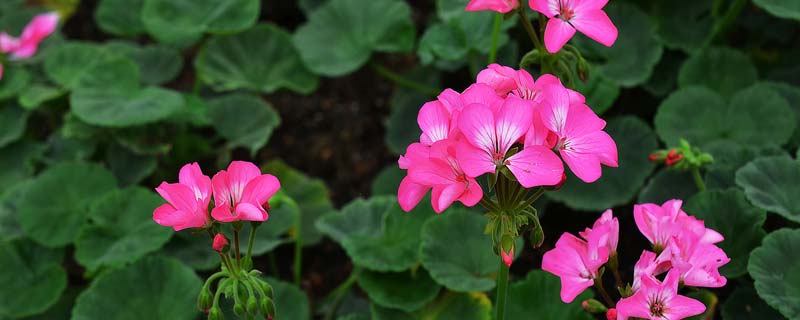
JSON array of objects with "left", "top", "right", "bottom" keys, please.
[
  {"left": 495, "top": 258, "right": 510, "bottom": 320},
  {"left": 691, "top": 167, "right": 706, "bottom": 192},
  {"left": 488, "top": 13, "right": 502, "bottom": 64},
  {"left": 370, "top": 62, "right": 441, "bottom": 96},
  {"left": 234, "top": 230, "right": 242, "bottom": 266},
  {"left": 518, "top": 9, "right": 547, "bottom": 56},
  {"left": 323, "top": 267, "right": 361, "bottom": 320},
  {"left": 513, "top": 187, "right": 545, "bottom": 212},
  {"left": 245, "top": 224, "right": 257, "bottom": 264},
  {"left": 594, "top": 278, "right": 615, "bottom": 307}
]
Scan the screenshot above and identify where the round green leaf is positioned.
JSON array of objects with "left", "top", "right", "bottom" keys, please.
[
  {"left": 265, "top": 159, "right": 334, "bottom": 246},
  {"left": 105, "top": 42, "right": 183, "bottom": 85},
  {"left": 703, "top": 142, "right": 786, "bottom": 190},
  {"left": 573, "top": 66, "right": 620, "bottom": 115},
  {"left": 357, "top": 269, "right": 441, "bottom": 312},
  {"left": 18, "top": 84, "right": 65, "bottom": 110},
  {"left": 0, "top": 65, "right": 31, "bottom": 100},
  {"left": 317, "top": 196, "right": 433, "bottom": 272},
  {"left": 754, "top": 0, "right": 800, "bottom": 21},
  {"left": 678, "top": 47, "right": 758, "bottom": 99},
  {"left": 418, "top": 22, "right": 469, "bottom": 65},
  {"left": 420, "top": 209, "right": 496, "bottom": 292},
  {"left": 371, "top": 165, "right": 404, "bottom": 196},
  {"left": 95, "top": 0, "right": 145, "bottom": 36},
  {"left": 638, "top": 169, "right": 698, "bottom": 204},
  {"left": 43, "top": 42, "right": 118, "bottom": 89},
  {"left": 548, "top": 116, "right": 657, "bottom": 211},
  {"left": 505, "top": 270, "right": 593, "bottom": 320},
  {"left": 372, "top": 292, "right": 492, "bottom": 320},
  {"left": 74, "top": 187, "right": 172, "bottom": 271},
  {"left": 685, "top": 189, "right": 767, "bottom": 277},
  {"left": 266, "top": 277, "right": 311, "bottom": 320},
  {"left": 197, "top": 24, "right": 318, "bottom": 95},
  {"left": 17, "top": 162, "right": 117, "bottom": 247},
  {"left": 0, "top": 104, "right": 28, "bottom": 148},
  {"left": 0, "top": 180, "right": 32, "bottom": 242},
  {"left": 0, "top": 240, "right": 66, "bottom": 318},
  {"left": 106, "top": 143, "right": 157, "bottom": 186},
  {"left": 573, "top": 2, "right": 662, "bottom": 87},
  {"left": 292, "top": 0, "right": 415, "bottom": 76},
  {"left": 721, "top": 286, "right": 783, "bottom": 320},
  {"left": 385, "top": 69, "right": 439, "bottom": 154},
  {"left": 655, "top": 85, "right": 795, "bottom": 148},
  {"left": 653, "top": 0, "right": 713, "bottom": 53},
  {"left": 736, "top": 155, "right": 800, "bottom": 223},
  {"left": 72, "top": 256, "right": 202, "bottom": 320},
  {"left": 141, "top": 0, "right": 260, "bottom": 47},
  {"left": 760, "top": 82, "right": 800, "bottom": 148},
  {"left": 747, "top": 228, "right": 800, "bottom": 319},
  {"left": 207, "top": 93, "right": 280, "bottom": 155},
  {"left": 161, "top": 231, "right": 219, "bottom": 271}
]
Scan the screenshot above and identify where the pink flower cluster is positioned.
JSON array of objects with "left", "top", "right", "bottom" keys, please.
[
  {"left": 398, "top": 64, "right": 617, "bottom": 213},
  {"left": 0, "top": 12, "right": 59, "bottom": 79},
  {"left": 542, "top": 200, "right": 730, "bottom": 320},
  {"left": 153, "top": 161, "right": 281, "bottom": 231},
  {"left": 466, "top": 0, "right": 618, "bottom": 53}
]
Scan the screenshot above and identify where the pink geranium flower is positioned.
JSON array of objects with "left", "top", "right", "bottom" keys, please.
[
  {"left": 154, "top": 163, "right": 213, "bottom": 231},
  {"left": 542, "top": 232, "right": 609, "bottom": 303},
  {"left": 616, "top": 270, "right": 706, "bottom": 320},
  {"left": 211, "top": 161, "right": 280, "bottom": 222},
  {"left": 456, "top": 96, "right": 564, "bottom": 188},
  {"left": 212, "top": 234, "right": 228, "bottom": 252},
  {"left": 0, "top": 12, "right": 58, "bottom": 80},
  {"left": 633, "top": 200, "right": 723, "bottom": 250},
  {"left": 631, "top": 250, "right": 659, "bottom": 292},
  {"left": 657, "top": 233, "right": 729, "bottom": 288},
  {"left": 407, "top": 139, "right": 483, "bottom": 213},
  {"left": 398, "top": 143, "right": 432, "bottom": 211},
  {"left": 579, "top": 209, "right": 619, "bottom": 259},
  {"left": 529, "top": 0, "right": 618, "bottom": 53},
  {"left": 539, "top": 83, "right": 618, "bottom": 183},
  {"left": 466, "top": 0, "right": 518, "bottom": 13}
]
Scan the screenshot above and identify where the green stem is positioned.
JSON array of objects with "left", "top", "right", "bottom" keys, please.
[
  {"left": 594, "top": 278, "right": 615, "bottom": 307},
  {"left": 488, "top": 13, "right": 502, "bottom": 64},
  {"left": 706, "top": 0, "right": 747, "bottom": 46},
  {"left": 518, "top": 9, "right": 546, "bottom": 55},
  {"left": 323, "top": 268, "right": 361, "bottom": 320},
  {"left": 234, "top": 230, "right": 242, "bottom": 266},
  {"left": 245, "top": 224, "right": 257, "bottom": 263},
  {"left": 495, "top": 258, "right": 510, "bottom": 320},
  {"left": 691, "top": 167, "right": 707, "bottom": 191},
  {"left": 479, "top": 195, "right": 500, "bottom": 212},
  {"left": 513, "top": 187, "right": 545, "bottom": 212},
  {"left": 202, "top": 271, "right": 228, "bottom": 292},
  {"left": 211, "top": 278, "right": 230, "bottom": 310},
  {"left": 370, "top": 62, "right": 441, "bottom": 96},
  {"left": 219, "top": 252, "right": 236, "bottom": 275}
]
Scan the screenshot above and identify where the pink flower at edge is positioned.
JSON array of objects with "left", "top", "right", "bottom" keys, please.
[
  {"left": 211, "top": 161, "right": 281, "bottom": 223},
  {"left": 398, "top": 143, "right": 432, "bottom": 211},
  {"left": 616, "top": 270, "right": 706, "bottom": 320},
  {"left": 631, "top": 250, "right": 659, "bottom": 292},
  {"left": 633, "top": 199, "right": 723, "bottom": 250},
  {"left": 456, "top": 96, "right": 564, "bottom": 188},
  {"left": 212, "top": 234, "right": 228, "bottom": 252},
  {"left": 529, "top": 0, "right": 618, "bottom": 53},
  {"left": 154, "top": 162, "right": 212, "bottom": 231},
  {"left": 407, "top": 138, "right": 483, "bottom": 213},
  {"left": 542, "top": 232, "right": 609, "bottom": 303},
  {"left": 579, "top": 209, "right": 619, "bottom": 260},
  {"left": 657, "top": 234, "right": 730, "bottom": 288},
  {"left": 466, "top": 0, "right": 518, "bottom": 13},
  {"left": 2, "top": 12, "right": 59, "bottom": 59},
  {"left": 539, "top": 83, "right": 618, "bottom": 183}
]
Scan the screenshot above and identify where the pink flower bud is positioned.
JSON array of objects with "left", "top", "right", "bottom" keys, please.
[
  {"left": 501, "top": 247, "right": 514, "bottom": 267},
  {"left": 606, "top": 308, "right": 617, "bottom": 320},
  {"left": 212, "top": 234, "right": 228, "bottom": 252}
]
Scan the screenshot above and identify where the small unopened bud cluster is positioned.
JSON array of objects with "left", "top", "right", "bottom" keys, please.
[
  {"left": 200, "top": 269, "right": 276, "bottom": 320},
  {"left": 648, "top": 139, "right": 713, "bottom": 170}
]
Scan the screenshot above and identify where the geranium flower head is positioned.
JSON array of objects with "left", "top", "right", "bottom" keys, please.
[
  {"left": 212, "top": 234, "right": 229, "bottom": 252},
  {"left": 579, "top": 209, "right": 619, "bottom": 259},
  {"left": 466, "top": 0, "right": 518, "bottom": 13},
  {"left": 657, "top": 233, "right": 729, "bottom": 288},
  {"left": 634, "top": 200, "right": 723, "bottom": 251},
  {"left": 542, "top": 232, "right": 608, "bottom": 303},
  {"left": 153, "top": 162, "right": 212, "bottom": 231},
  {"left": 616, "top": 270, "right": 706, "bottom": 320},
  {"left": 211, "top": 161, "right": 280, "bottom": 222},
  {"left": 1, "top": 12, "right": 59, "bottom": 59},
  {"left": 529, "top": 0, "right": 618, "bottom": 53},
  {"left": 407, "top": 138, "right": 483, "bottom": 213}
]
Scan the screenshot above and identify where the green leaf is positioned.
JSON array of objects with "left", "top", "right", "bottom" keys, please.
[
  {"left": 573, "top": 66, "right": 620, "bottom": 115},
  {"left": 106, "top": 143, "right": 157, "bottom": 186},
  {"left": 266, "top": 277, "right": 311, "bottom": 320},
  {"left": 196, "top": 23, "right": 319, "bottom": 95},
  {"left": 505, "top": 270, "right": 593, "bottom": 320},
  {"left": 106, "top": 42, "right": 183, "bottom": 85},
  {"left": 703, "top": 142, "right": 786, "bottom": 190},
  {"left": 0, "top": 179, "right": 31, "bottom": 241},
  {"left": 653, "top": 0, "right": 713, "bottom": 53},
  {"left": 638, "top": 169, "right": 698, "bottom": 204},
  {"left": 654, "top": 85, "right": 795, "bottom": 148},
  {"left": 420, "top": 209, "right": 496, "bottom": 292},
  {"left": 72, "top": 256, "right": 202, "bottom": 320},
  {"left": 0, "top": 104, "right": 28, "bottom": 148},
  {"left": 574, "top": 2, "right": 662, "bottom": 87},
  {"left": 721, "top": 286, "right": 783, "bottom": 320},
  {"left": 74, "top": 187, "right": 172, "bottom": 271},
  {"left": 0, "top": 141, "right": 43, "bottom": 196},
  {"left": 735, "top": 155, "right": 800, "bottom": 223},
  {"left": 418, "top": 22, "right": 468, "bottom": 65},
  {"left": 95, "top": 0, "right": 145, "bottom": 36},
  {"left": 0, "top": 240, "right": 66, "bottom": 318},
  {"left": 317, "top": 196, "right": 433, "bottom": 271},
  {"left": 371, "top": 165, "right": 405, "bottom": 196},
  {"left": 18, "top": 84, "right": 65, "bottom": 110},
  {"left": 372, "top": 292, "right": 492, "bottom": 320},
  {"left": 678, "top": 47, "right": 758, "bottom": 99},
  {"left": 161, "top": 230, "right": 219, "bottom": 271},
  {"left": 141, "top": 0, "right": 260, "bottom": 47},
  {"left": 747, "top": 228, "right": 800, "bottom": 319},
  {"left": 293, "top": 0, "right": 415, "bottom": 76},
  {"left": 264, "top": 159, "right": 335, "bottom": 246},
  {"left": 685, "top": 189, "right": 767, "bottom": 277},
  {"left": 43, "top": 42, "right": 118, "bottom": 89},
  {"left": 207, "top": 93, "right": 280, "bottom": 155},
  {"left": 17, "top": 162, "right": 117, "bottom": 247},
  {"left": 759, "top": 82, "right": 800, "bottom": 148},
  {"left": 385, "top": 69, "right": 439, "bottom": 154},
  {"left": 548, "top": 116, "right": 657, "bottom": 211},
  {"left": 249, "top": 192, "right": 297, "bottom": 255},
  {"left": 0, "top": 65, "right": 31, "bottom": 100},
  {"left": 753, "top": 0, "right": 800, "bottom": 21},
  {"left": 357, "top": 269, "right": 441, "bottom": 312}
]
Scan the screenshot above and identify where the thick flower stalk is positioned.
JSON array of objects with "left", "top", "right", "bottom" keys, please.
[{"left": 153, "top": 161, "right": 282, "bottom": 320}]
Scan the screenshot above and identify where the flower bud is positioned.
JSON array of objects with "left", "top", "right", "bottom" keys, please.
[
  {"left": 212, "top": 234, "right": 228, "bottom": 253},
  {"left": 208, "top": 307, "right": 223, "bottom": 320},
  {"left": 581, "top": 299, "right": 608, "bottom": 313},
  {"left": 261, "top": 298, "right": 276, "bottom": 318},
  {"left": 529, "top": 216, "right": 544, "bottom": 249},
  {"left": 500, "top": 234, "right": 514, "bottom": 267},
  {"left": 665, "top": 149, "right": 683, "bottom": 166},
  {"left": 262, "top": 282, "right": 274, "bottom": 299},
  {"left": 197, "top": 287, "right": 212, "bottom": 312},
  {"left": 234, "top": 303, "right": 245, "bottom": 317},
  {"left": 606, "top": 308, "right": 617, "bottom": 320},
  {"left": 247, "top": 296, "right": 258, "bottom": 315},
  {"left": 577, "top": 58, "right": 590, "bottom": 83}
]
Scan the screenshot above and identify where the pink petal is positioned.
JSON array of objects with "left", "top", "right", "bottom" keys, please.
[
  {"left": 211, "top": 205, "right": 237, "bottom": 222},
  {"left": 455, "top": 138, "right": 496, "bottom": 177},
  {"left": 0, "top": 33, "right": 18, "bottom": 53},
  {"left": 458, "top": 176, "right": 483, "bottom": 207},
  {"left": 466, "top": 0, "right": 518, "bottom": 13},
  {"left": 155, "top": 182, "right": 199, "bottom": 213},
  {"left": 458, "top": 103, "right": 497, "bottom": 152},
  {"left": 437, "top": 89, "right": 462, "bottom": 114},
  {"left": 667, "top": 295, "right": 707, "bottom": 319},
  {"left": 614, "top": 289, "right": 651, "bottom": 320},
  {"left": 153, "top": 204, "right": 197, "bottom": 231},
  {"left": 543, "top": 18, "right": 576, "bottom": 53},
  {"left": 227, "top": 161, "right": 261, "bottom": 187},
  {"left": 560, "top": 130, "right": 617, "bottom": 182},
  {"left": 633, "top": 203, "right": 661, "bottom": 244},
  {"left": 563, "top": 103, "right": 606, "bottom": 138},
  {"left": 12, "top": 12, "right": 59, "bottom": 59},
  {"left": 418, "top": 101, "right": 452, "bottom": 145},
  {"left": 240, "top": 174, "right": 280, "bottom": 205},
  {"left": 235, "top": 202, "right": 268, "bottom": 221},
  {"left": 495, "top": 96, "right": 533, "bottom": 153},
  {"left": 211, "top": 170, "right": 232, "bottom": 207},
  {"left": 506, "top": 146, "right": 564, "bottom": 187},
  {"left": 477, "top": 63, "right": 519, "bottom": 95},
  {"left": 178, "top": 162, "right": 211, "bottom": 202},
  {"left": 431, "top": 183, "right": 464, "bottom": 213},
  {"left": 461, "top": 83, "right": 502, "bottom": 107},
  {"left": 572, "top": 0, "right": 609, "bottom": 11},
  {"left": 539, "top": 84, "right": 572, "bottom": 134},
  {"left": 398, "top": 143, "right": 430, "bottom": 169},
  {"left": 560, "top": 146, "right": 602, "bottom": 183},
  {"left": 529, "top": 0, "right": 559, "bottom": 17},
  {"left": 398, "top": 177, "right": 431, "bottom": 212},
  {"left": 408, "top": 160, "right": 456, "bottom": 186},
  {"left": 572, "top": 9, "right": 617, "bottom": 47},
  {"left": 524, "top": 110, "right": 555, "bottom": 147},
  {"left": 541, "top": 233, "right": 595, "bottom": 303}
]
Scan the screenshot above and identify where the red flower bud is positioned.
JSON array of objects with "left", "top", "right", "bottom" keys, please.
[
  {"left": 212, "top": 234, "right": 228, "bottom": 252},
  {"left": 606, "top": 308, "right": 617, "bottom": 320},
  {"left": 665, "top": 149, "right": 683, "bottom": 166}
]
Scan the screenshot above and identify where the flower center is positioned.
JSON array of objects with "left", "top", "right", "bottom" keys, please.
[
  {"left": 492, "top": 152, "right": 505, "bottom": 166},
  {"left": 648, "top": 295, "right": 668, "bottom": 317}
]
